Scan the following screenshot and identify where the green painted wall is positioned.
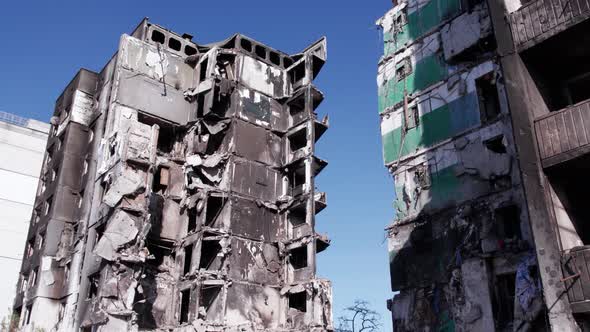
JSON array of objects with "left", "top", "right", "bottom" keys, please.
[
  {"left": 379, "top": 54, "right": 447, "bottom": 113},
  {"left": 383, "top": 0, "right": 462, "bottom": 56},
  {"left": 382, "top": 92, "right": 479, "bottom": 164}
]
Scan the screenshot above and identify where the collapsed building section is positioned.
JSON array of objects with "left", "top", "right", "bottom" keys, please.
[
  {"left": 378, "top": 0, "right": 590, "bottom": 330},
  {"left": 13, "top": 18, "right": 332, "bottom": 332}
]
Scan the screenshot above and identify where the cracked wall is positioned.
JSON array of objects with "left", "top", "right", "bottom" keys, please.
[{"left": 13, "top": 19, "right": 332, "bottom": 332}]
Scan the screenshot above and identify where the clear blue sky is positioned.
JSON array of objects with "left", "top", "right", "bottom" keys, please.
[{"left": 0, "top": 1, "right": 395, "bottom": 330}]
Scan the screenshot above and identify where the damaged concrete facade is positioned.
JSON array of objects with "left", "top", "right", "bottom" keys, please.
[
  {"left": 13, "top": 19, "right": 332, "bottom": 332},
  {"left": 377, "top": 0, "right": 590, "bottom": 330}
]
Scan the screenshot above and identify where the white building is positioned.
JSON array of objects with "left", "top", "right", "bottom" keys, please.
[{"left": 0, "top": 111, "right": 49, "bottom": 321}]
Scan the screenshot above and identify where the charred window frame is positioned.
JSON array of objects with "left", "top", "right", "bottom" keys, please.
[
  {"left": 188, "top": 208, "right": 198, "bottom": 234},
  {"left": 288, "top": 204, "right": 307, "bottom": 228},
  {"left": 78, "top": 189, "right": 85, "bottom": 209},
  {"left": 394, "top": 9, "right": 408, "bottom": 32},
  {"left": 484, "top": 135, "right": 507, "bottom": 154},
  {"left": 179, "top": 288, "right": 191, "bottom": 323},
  {"left": 82, "top": 159, "right": 89, "bottom": 177},
  {"left": 151, "top": 29, "right": 165, "bottom": 45},
  {"left": 168, "top": 37, "right": 182, "bottom": 51},
  {"left": 39, "top": 181, "right": 47, "bottom": 195},
  {"left": 240, "top": 38, "right": 253, "bottom": 52},
  {"left": 99, "top": 179, "right": 110, "bottom": 202},
  {"left": 404, "top": 104, "right": 419, "bottom": 130},
  {"left": 255, "top": 44, "right": 267, "bottom": 59},
  {"left": 64, "top": 261, "right": 71, "bottom": 285},
  {"left": 184, "top": 244, "right": 194, "bottom": 275},
  {"left": 463, "top": 0, "right": 485, "bottom": 12},
  {"left": 88, "top": 126, "right": 95, "bottom": 144},
  {"left": 411, "top": 164, "right": 431, "bottom": 189},
  {"left": 216, "top": 53, "right": 236, "bottom": 80},
  {"left": 23, "top": 304, "right": 32, "bottom": 325},
  {"left": 146, "top": 239, "right": 175, "bottom": 269},
  {"left": 51, "top": 165, "right": 59, "bottom": 183},
  {"left": 492, "top": 273, "right": 516, "bottom": 329},
  {"left": 30, "top": 267, "right": 38, "bottom": 286},
  {"left": 153, "top": 166, "right": 170, "bottom": 194},
  {"left": 495, "top": 205, "right": 522, "bottom": 240},
  {"left": 204, "top": 196, "right": 224, "bottom": 227},
  {"left": 290, "top": 246, "right": 308, "bottom": 270},
  {"left": 200, "top": 285, "right": 222, "bottom": 316},
  {"left": 396, "top": 57, "right": 412, "bottom": 82},
  {"left": 56, "top": 131, "right": 65, "bottom": 151},
  {"left": 289, "top": 127, "right": 308, "bottom": 153},
  {"left": 107, "top": 135, "right": 117, "bottom": 159},
  {"left": 94, "top": 222, "right": 106, "bottom": 249},
  {"left": 289, "top": 166, "right": 306, "bottom": 196},
  {"left": 269, "top": 51, "right": 281, "bottom": 66},
  {"left": 185, "top": 45, "right": 197, "bottom": 56},
  {"left": 20, "top": 273, "right": 28, "bottom": 292},
  {"left": 26, "top": 237, "right": 35, "bottom": 258},
  {"left": 198, "top": 57, "right": 209, "bottom": 83},
  {"left": 199, "top": 237, "right": 222, "bottom": 270},
  {"left": 87, "top": 273, "right": 99, "bottom": 300},
  {"left": 288, "top": 61, "right": 306, "bottom": 85},
  {"left": 37, "top": 232, "right": 45, "bottom": 250},
  {"left": 44, "top": 196, "right": 53, "bottom": 216},
  {"left": 32, "top": 208, "right": 41, "bottom": 225},
  {"left": 45, "top": 148, "right": 53, "bottom": 169},
  {"left": 288, "top": 291, "right": 307, "bottom": 312},
  {"left": 136, "top": 112, "right": 178, "bottom": 155},
  {"left": 476, "top": 72, "right": 501, "bottom": 123},
  {"left": 283, "top": 57, "right": 294, "bottom": 69},
  {"left": 159, "top": 128, "right": 176, "bottom": 154},
  {"left": 287, "top": 93, "right": 306, "bottom": 124},
  {"left": 73, "top": 223, "right": 79, "bottom": 239}
]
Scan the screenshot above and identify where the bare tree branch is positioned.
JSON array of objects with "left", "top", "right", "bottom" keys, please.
[{"left": 335, "top": 300, "right": 381, "bottom": 332}]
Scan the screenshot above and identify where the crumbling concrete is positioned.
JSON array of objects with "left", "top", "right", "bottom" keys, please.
[{"left": 13, "top": 18, "right": 332, "bottom": 332}]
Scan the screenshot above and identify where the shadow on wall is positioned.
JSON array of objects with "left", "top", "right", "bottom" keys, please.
[{"left": 385, "top": 67, "right": 546, "bottom": 332}]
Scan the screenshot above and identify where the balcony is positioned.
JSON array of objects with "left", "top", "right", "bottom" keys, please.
[
  {"left": 535, "top": 99, "right": 590, "bottom": 168},
  {"left": 510, "top": 0, "right": 590, "bottom": 51},
  {"left": 562, "top": 246, "right": 590, "bottom": 313}
]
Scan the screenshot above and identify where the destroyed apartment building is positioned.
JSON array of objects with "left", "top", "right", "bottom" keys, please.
[
  {"left": 378, "top": 0, "right": 590, "bottom": 330},
  {"left": 12, "top": 18, "right": 332, "bottom": 332}
]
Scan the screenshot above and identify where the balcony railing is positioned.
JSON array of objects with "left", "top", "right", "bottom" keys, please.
[
  {"left": 510, "top": 0, "right": 590, "bottom": 50},
  {"left": 562, "top": 245, "right": 590, "bottom": 313},
  {"left": 534, "top": 98, "right": 590, "bottom": 168}
]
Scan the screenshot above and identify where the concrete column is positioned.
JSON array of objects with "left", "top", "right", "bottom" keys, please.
[{"left": 486, "top": 0, "right": 580, "bottom": 329}]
